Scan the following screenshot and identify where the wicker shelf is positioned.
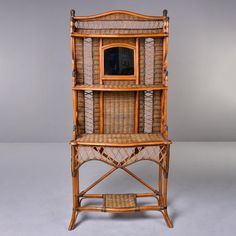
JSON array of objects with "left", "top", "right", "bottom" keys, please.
[
  {"left": 70, "top": 133, "right": 171, "bottom": 147},
  {"left": 73, "top": 84, "right": 167, "bottom": 91},
  {"left": 76, "top": 193, "right": 165, "bottom": 213}
]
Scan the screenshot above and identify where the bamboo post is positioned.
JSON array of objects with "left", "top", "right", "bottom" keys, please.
[
  {"left": 70, "top": 9, "right": 79, "bottom": 139},
  {"left": 161, "top": 144, "right": 173, "bottom": 228},
  {"left": 68, "top": 145, "right": 79, "bottom": 230},
  {"left": 160, "top": 9, "right": 169, "bottom": 138}
]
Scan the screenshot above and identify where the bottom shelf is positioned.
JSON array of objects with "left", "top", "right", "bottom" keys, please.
[{"left": 76, "top": 193, "right": 165, "bottom": 213}]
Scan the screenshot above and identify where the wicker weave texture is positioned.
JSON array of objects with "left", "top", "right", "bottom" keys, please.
[
  {"left": 103, "top": 91, "right": 135, "bottom": 134},
  {"left": 73, "top": 133, "right": 167, "bottom": 145},
  {"left": 104, "top": 194, "right": 137, "bottom": 208}
]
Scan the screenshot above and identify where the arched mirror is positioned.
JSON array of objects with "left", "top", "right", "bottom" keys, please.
[{"left": 104, "top": 47, "right": 134, "bottom": 76}]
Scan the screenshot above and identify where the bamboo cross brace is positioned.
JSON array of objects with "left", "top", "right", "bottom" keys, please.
[{"left": 79, "top": 164, "right": 160, "bottom": 196}]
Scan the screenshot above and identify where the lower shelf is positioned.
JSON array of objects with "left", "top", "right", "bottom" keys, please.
[{"left": 76, "top": 193, "right": 165, "bottom": 213}]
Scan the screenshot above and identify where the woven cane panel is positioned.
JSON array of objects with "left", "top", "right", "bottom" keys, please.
[
  {"left": 75, "top": 133, "right": 166, "bottom": 146},
  {"left": 104, "top": 194, "right": 136, "bottom": 208},
  {"left": 75, "top": 28, "right": 163, "bottom": 36},
  {"left": 103, "top": 92, "right": 135, "bottom": 134},
  {"left": 77, "top": 91, "right": 85, "bottom": 134},
  {"left": 93, "top": 91, "right": 100, "bottom": 133},
  {"left": 75, "top": 38, "right": 84, "bottom": 84},
  {"left": 152, "top": 91, "right": 161, "bottom": 132},
  {"left": 139, "top": 38, "right": 145, "bottom": 85},
  {"left": 103, "top": 80, "right": 136, "bottom": 86},
  {"left": 154, "top": 38, "right": 163, "bottom": 84},
  {"left": 83, "top": 38, "right": 93, "bottom": 84},
  {"left": 138, "top": 92, "right": 144, "bottom": 133},
  {"left": 144, "top": 38, "right": 154, "bottom": 133},
  {"left": 83, "top": 38, "right": 94, "bottom": 133},
  {"left": 92, "top": 38, "right": 100, "bottom": 84}
]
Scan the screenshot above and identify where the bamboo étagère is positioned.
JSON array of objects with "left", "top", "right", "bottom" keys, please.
[{"left": 68, "top": 9, "right": 173, "bottom": 230}]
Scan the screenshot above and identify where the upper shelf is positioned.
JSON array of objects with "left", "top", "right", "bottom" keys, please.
[{"left": 72, "top": 84, "right": 167, "bottom": 91}]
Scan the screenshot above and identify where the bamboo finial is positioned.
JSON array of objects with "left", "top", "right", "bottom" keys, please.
[
  {"left": 163, "top": 9, "right": 168, "bottom": 16},
  {"left": 70, "top": 9, "right": 75, "bottom": 17}
]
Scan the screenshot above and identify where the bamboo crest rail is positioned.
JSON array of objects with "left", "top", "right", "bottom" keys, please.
[{"left": 68, "top": 9, "right": 173, "bottom": 230}]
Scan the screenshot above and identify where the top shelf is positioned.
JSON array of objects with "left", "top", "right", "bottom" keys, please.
[{"left": 73, "top": 84, "right": 167, "bottom": 91}]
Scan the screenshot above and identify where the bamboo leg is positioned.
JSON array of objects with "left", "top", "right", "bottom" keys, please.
[
  {"left": 160, "top": 145, "right": 173, "bottom": 228},
  {"left": 68, "top": 146, "right": 79, "bottom": 230}
]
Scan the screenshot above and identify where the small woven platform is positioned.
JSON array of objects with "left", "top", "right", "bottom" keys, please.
[{"left": 104, "top": 194, "right": 137, "bottom": 208}]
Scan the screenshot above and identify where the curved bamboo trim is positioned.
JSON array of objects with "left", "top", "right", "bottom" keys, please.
[
  {"left": 71, "top": 33, "right": 168, "bottom": 38},
  {"left": 73, "top": 10, "right": 167, "bottom": 21},
  {"left": 102, "top": 42, "right": 136, "bottom": 50},
  {"left": 69, "top": 140, "right": 172, "bottom": 147},
  {"left": 72, "top": 84, "right": 168, "bottom": 91}
]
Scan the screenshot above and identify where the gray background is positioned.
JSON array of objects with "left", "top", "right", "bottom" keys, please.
[{"left": 0, "top": 0, "right": 236, "bottom": 142}]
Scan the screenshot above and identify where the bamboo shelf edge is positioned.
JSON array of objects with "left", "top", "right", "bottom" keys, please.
[
  {"left": 72, "top": 84, "right": 168, "bottom": 91},
  {"left": 76, "top": 205, "right": 164, "bottom": 213},
  {"left": 69, "top": 133, "right": 172, "bottom": 147},
  {"left": 72, "top": 10, "right": 168, "bottom": 20},
  {"left": 70, "top": 140, "right": 172, "bottom": 147},
  {"left": 71, "top": 33, "right": 168, "bottom": 38}
]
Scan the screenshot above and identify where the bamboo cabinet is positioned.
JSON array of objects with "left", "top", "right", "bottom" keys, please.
[{"left": 68, "top": 9, "right": 173, "bottom": 230}]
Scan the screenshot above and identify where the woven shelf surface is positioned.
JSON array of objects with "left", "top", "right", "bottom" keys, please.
[
  {"left": 70, "top": 133, "right": 171, "bottom": 146},
  {"left": 104, "top": 194, "right": 137, "bottom": 208},
  {"left": 73, "top": 84, "right": 167, "bottom": 91}
]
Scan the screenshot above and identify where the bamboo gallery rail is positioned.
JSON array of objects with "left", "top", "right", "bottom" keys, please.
[{"left": 68, "top": 9, "right": 173, "bottom": 230}]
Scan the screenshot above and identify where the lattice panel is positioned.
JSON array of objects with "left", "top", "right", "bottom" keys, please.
[
  {"left": 83, "top": 38, "right": 94, "bottom": 133},
  {"left": 84, "top": 91, "right": 93, "bottom": 133},
  {"left": 144, "top": 38, "right": 154, "bottom": 133},
  {"left": 73, "top": 145, "right": 169, "bottom": 174},
  {"left": 144, "top": 91, "right": 153, "bottom": 133},
  {"left": 76, "top": 20, "right": 164, "bottom": 29}
]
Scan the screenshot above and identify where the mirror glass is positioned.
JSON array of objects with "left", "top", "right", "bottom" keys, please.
[{"left": 104, "top": 47, "right": 134, "bottom": 75}]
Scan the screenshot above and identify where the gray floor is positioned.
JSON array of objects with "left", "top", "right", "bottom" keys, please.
[{"left": 0, "top": 142, "right": 236, "bottom": 236}]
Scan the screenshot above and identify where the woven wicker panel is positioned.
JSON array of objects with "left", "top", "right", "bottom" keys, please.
[
  {"left": 103, "top": 38, "right": 136, "bottom": 46},
  {"left": 139, "top": 38, "right": 145, "bottom": 85},
  {"left": 104, "top": 194, "right": 136, "bottom": 208},
  {"left": 103, "top": 80, "right": 136, "bottom": 86},
  {"left": 152, "top": 91, "right": 161, "bottom": 132},
  {"left": 138, "top": 92, "right": 144, "bottom": 133},
  {"left": 75, "top": 38, "right": 84, "bottom": 84},
  {"left": 75, "top": 133, "right": 166, "bottom": 145},
  {"left": 75, "top": 28, "right": 163, "bottom": 36},
  {"left": 144, "top": 38, "right": 154, "bottom": 133},
  {"left": 77, "top": 91, "right": 85, "bottom": 134},
  {"left": 103, "top": 91, "right": 135, "bottom": 133},
  {"left": 93, "top": 91, "right": 100, "bottom": 133},
  {"left": 154, "top": 38, "right": 163, "bottom": 84},
  {"left": 83, "top": 38, "right": 94, "bottom": 133},
  {"left": 92, "top": 38, "right": 100, "bottom": 84}
]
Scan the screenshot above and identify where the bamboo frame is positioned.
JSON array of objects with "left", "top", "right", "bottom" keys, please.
[
  {"left": 100, "top": 43, "right": 137, "bottom": 81},
  {"left": 68, "top": 9, "right": 173, "bottom": 230}
]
